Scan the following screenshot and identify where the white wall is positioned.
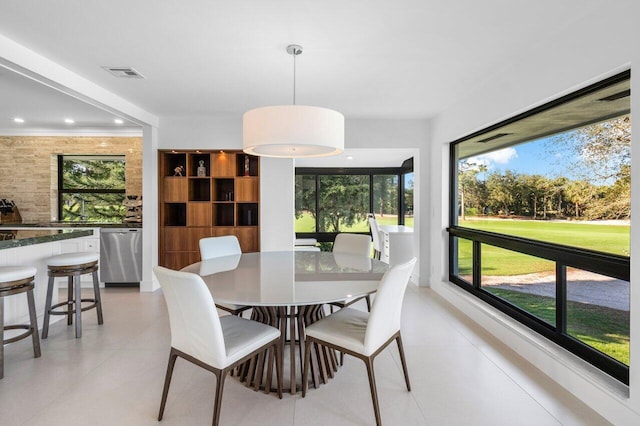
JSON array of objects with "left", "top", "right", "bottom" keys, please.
[
  {"left": 160, "top": 117, "right": 431, "bottom": 281},
  {"left": 428, "top": 5, "right": 639, "bottom": 424},
  {"left": 344, "top": 118, "right": 429, "bottom": 284}
]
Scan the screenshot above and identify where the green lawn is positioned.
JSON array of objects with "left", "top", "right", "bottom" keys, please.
[
  {"left": 295, "top": 212, "right": 413, "bottom": 233},
  {"left": 457, "top": 219, "right": 630, "bottom": 276},
  {"left": 489, "top": 288, "right": 629, "bottom": 365}
]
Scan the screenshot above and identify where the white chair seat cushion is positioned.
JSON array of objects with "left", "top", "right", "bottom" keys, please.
[
  {"left": 0, "top": 265, "right": 37, "bottom": 282},
  {"left": 294, "top": 246, "right": 321, "bottom": 252},
  {"left": 295, "top": 238, "right": 317, "bottom": 246},
  {"left": 48, "top": 252, "right": 99, "bottom": 266},
  {"left": 220, "top": 315, "right": 280, "bottom": 365},
  {"left": 305, "top": 307, "right": 371, "bottom": 356}
]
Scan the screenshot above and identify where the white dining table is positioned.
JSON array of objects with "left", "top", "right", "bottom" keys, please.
[{"left": 182, "top": 251, "right": 388, "bottom": 394}]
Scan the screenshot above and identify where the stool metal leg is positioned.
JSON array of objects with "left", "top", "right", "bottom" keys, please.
[
  {"left": 67, "top": 276, "right": 74, "bottom": 326},
  {"left": 73, "top": 275, "right": 82, "bottom": 338},
  {"left": 1, "top": 297, "right": 4, "bottom": 379},
  {"left": 42, "top": 276, "right": 55, "bottom": 339},
  {"left": 92, "top": 271, "right": 103, "bottom": 325},
  {"left": 27, "top": 288, "right": 41, "bottom": 358}
]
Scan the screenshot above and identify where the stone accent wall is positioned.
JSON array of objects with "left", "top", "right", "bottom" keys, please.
[{"left": 0, "top": 136, "right": 142, "bottom": 223}]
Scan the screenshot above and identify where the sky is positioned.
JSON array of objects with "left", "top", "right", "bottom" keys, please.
[{"left": 467, "top": 136, "right": 580, "bottom": 181}]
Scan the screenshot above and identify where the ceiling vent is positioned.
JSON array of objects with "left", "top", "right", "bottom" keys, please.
[
  {"left": 598, "top": 89, "right": 630, "bottom": 102},
  {"left": 102, "top": 66, "right": 145, "bottom": 79},
  {"left": 476, "top": 133, "right": 512, "bottom": 143}
]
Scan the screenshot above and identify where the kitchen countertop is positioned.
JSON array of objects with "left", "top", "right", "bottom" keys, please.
[
  {"left": 0, "top": 228, "right": 94, "bottom": 250},
  {"left": 0, "top": 221, "right": 142, "bottom": 229}
]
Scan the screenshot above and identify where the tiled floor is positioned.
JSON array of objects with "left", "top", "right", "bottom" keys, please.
[{"left": 0, "top": 285, "right": 609, "bottom": 425}]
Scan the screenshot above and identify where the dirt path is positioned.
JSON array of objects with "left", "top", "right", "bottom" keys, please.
[{"left": 482, "top": 270, "right": 629, "bottom": 311}]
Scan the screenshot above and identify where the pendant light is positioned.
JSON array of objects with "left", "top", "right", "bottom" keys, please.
[{"left": 243, "top": 44, "right": 344, "bottom": 158}]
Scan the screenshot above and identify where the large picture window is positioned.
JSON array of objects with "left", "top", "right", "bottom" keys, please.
[
  {"left": 449, "top": 71, "right": 631, "bottom": 384},
  {"left": 58, "top": 155, "right": 127, "bottom": 223},
  {"left": 296, "top": 159, "right": 413, "bottom": 244}
]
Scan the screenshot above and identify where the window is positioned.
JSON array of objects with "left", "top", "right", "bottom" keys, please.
[
  {"left": 295, "top": 160, "right": 413, "bottom": 244},
  {"left": 448, "top": 71, "right": 631, "bottom": 384},
  {"left": 58, "top": 155, "right": 126, "bottom": 222}
]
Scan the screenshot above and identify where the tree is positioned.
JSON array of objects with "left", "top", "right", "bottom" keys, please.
[{"left": 316, "top": 175, "right": 370, "bottom": 232}]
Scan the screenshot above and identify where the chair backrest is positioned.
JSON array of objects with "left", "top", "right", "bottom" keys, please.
[
  {"left": 364, "top": 258, "right": 416, "bottom": 354},
  {"left": 199, "top": 235, "right": 242, "bottom": 260},
  {"left": 367, "top": 214, "right": 381, "bottom": 251},
  {"left": 333, "top": 233, "right": 372, "bottom": 256},
  {"left": 153, "top": 266, "right": 227, "bottom": 367}
]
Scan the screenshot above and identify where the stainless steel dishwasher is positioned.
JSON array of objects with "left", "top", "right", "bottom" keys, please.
[{"left": 100, "top": 228, "right": 142, "bottom": 286}]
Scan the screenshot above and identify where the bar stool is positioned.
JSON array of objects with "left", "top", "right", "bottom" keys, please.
[
  {"left": 0, "top": 266, "right": 41, "bottom": 379},
  {"left": 42, "top": 252, "right": 103, "bottom": 339}
]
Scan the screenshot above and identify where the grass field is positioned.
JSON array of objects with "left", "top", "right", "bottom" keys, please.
[
  {"left": 457, "top": 219, "right": 630, "bottom": 276},
  {"left": 295, "top": 212, "right": 413, "bottom": 233},
  {"left": 489, "top": 288, "right": 629, "bottom": 365}
]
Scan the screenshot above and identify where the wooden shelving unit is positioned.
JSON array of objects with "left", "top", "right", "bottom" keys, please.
[{"left": 158, "top": 150, "right": 260, "bottom": 269}]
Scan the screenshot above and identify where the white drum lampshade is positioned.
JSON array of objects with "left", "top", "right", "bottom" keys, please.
[{"left": 243, "top": 105, "right": 344, "bottom": 158}]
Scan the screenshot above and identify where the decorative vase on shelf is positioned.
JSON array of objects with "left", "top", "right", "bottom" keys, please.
[
  {"left": 197, "top": 160, "right": 206, "bottom": 177},
  {"left": 244, "top": 156, "right": 250, "bottom": 176}
]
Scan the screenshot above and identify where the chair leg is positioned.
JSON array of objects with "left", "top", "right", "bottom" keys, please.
[
  {"left": 26, "top": 288, "right": 41, "bottom": 358},
  {"left": 67, "top": 276, "right": 73, "bottom": 325},
  {"left": 301, "top": 338, "right": 312, "bottom": 397},
  {"left": 212, "top": 369, "right": 228, "bottom": 426},
  {"left": 158, "top": 350, "right": 178, "bottom": 421},
  {"left": 74, "top": 275, "right": 82, "bottom": 338},
  {"left": 364, "top": 357, "right": 382, "bottom": 426},
  {"left": 396, "top": 334, "right": 411, "bottom": 391},
  {"left": 92, "top": 270, "right": 104, "bottom": 325},
  {"left": 365, "top": 294, "right": 372, "bottom": 312},
  {"left": 340, "top": 351, "right": 344, "bottom": 366},
  {"left": 42, "top": 276, "right": 54, "bottom": 339},
  {"left": 274, "top": 341, "right": 283, "bottom": 399}
]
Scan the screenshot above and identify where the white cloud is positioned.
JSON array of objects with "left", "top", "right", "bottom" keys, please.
[{"left": 469, "top": 147, "right": 518, "bottom": 169}]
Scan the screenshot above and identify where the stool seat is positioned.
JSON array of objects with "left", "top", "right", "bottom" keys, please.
[
  {"left": 47, "top": 252, "right": 99, "bottom": 267},
  {"left": 43, "top": 251, "right": 103, "bottom": 339},
  {"left": 0, "top": 266, "right": 37, "bottom": 285},
  {"left": 1, "top": 266, "right": 41, "bottom": 379}
]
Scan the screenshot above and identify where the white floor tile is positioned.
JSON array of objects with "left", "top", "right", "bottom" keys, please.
[{"left": 0, "top": 285, "right": 609, "bottom": 425}]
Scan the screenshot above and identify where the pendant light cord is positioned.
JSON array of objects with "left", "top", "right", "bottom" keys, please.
[{"left": 293, "top": 51, "right": 297, "bottom": 105}]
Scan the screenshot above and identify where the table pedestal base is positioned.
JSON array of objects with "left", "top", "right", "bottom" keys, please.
[{"left": 235, "top": 305, "right": 339, "bottom": 394}]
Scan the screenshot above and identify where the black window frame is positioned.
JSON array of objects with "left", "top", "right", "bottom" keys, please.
[
  {"left": 296, "top": 159, "right": 413, "bottom": 243},
  {"left": 57, "top": 155, "right": 127, "bottom": 221},
  {"left": 448, "top": 70, "right": 631, "bottom": 384}
]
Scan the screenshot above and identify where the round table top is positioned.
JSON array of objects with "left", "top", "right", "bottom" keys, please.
[{"left": 181, "top": 251, "right": 388, "bottom": 306}]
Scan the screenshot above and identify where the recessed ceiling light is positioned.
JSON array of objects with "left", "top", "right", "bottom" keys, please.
[
  {"left": 347, "top": 156, "right": 354, "bottom": 160},
  {"left": 64, "top": 118, "right": 75, "bottom": 124},
  {"left": 13, "top": 117, "right": 25, "bottom": 123},
  {"left": 114, "top": 118, "right": 124, "bottom": 124}
]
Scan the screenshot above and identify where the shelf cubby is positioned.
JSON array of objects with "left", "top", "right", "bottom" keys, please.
[
  {"left": 236, "top": 154, "right": 259, "bottom": 177},
  {"left": 214, "top": 203, "right": 235, "bottom": 227},
  {"left": 164, "top": 203, "right": 187, "bottom": 226},
  {"left": 164, "top": 153, "right": 187, "bottom": 177},
  {"left": 214, "top": 178, "right": 234, "bottom": 201},
  {"left": 189, "top": 153, "right": 211, "bottom": 177},
  {"left": 237, "top": 203, "right": 258, "bottom": 226},
  {"left": 188, "top": 178, "right": 211, "bottom": 201}
]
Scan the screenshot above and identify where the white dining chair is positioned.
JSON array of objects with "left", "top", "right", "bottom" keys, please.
[
  {"left": 197, "top": 236, "right": 251, "bottom": 316},
  {"left": 368, "top": 214, "right": 383, "bottom": 260},
  {"left": 154, "top": 266, "right": 282, "bottom": 426},
  {"left": 301, "top": 258, "right": 416, "bottom": 426},
  {"left": 331, "top": 233, "right": 373, "bottom": 311}
]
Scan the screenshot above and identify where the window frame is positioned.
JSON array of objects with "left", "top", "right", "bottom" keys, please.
[
  {"left": 448, "top": 70, "right": 631, "bottom": 384},
  {"left": 57, "top": 155, "right": 127, "bottom": 221},
  {"left": 296, "top": 161, "right": 413, "bottom": 242}
]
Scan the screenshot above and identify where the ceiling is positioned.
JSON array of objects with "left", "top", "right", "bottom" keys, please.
[{"left": 0, "top": 0, "right": 607, "bottom": 157}]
